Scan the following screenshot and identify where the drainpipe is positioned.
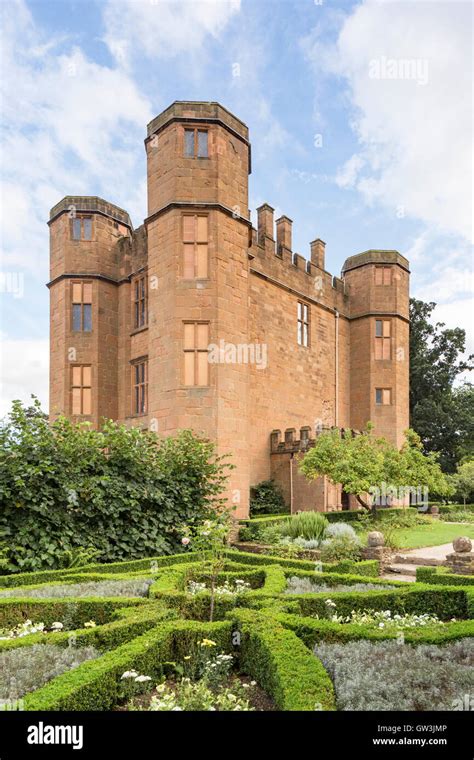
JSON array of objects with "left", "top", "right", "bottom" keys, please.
[
  {"left": 335, "top": 310, "right": 339, "bottom": 427},
  {"left": 289, "top": 453, "right": 294, "bottom": 515}
]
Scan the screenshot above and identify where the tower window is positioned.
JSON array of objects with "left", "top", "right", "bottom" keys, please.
[
  {"left": 71, "top": 365, "right": 92, "bottom": 415},
  {"left": 375, "top": 266, "right": 392, "bottom": 285},
  {"left": 375, "top": 388, "right": 392, "bottom": 405},
  {"left": 183, "top": 322, "right": 209, "bottom": 386},
  {"left": 132, "top": 359, "right": 148, "bottom": 415},
  {"left": 72, "top": 282, "right": 92, "bottom": 332},
  {"left": 71, "top": 216, "right": 92, "bottom": 241},
  {"left": 182, "top": 215, "right": 208, "bottom": 279},
  {"left": 133, "top": 275, "right": 147, "bottom": 328},
  {"left": 184, "top": 128, "right": 208, "bottom": 158},
  {"left": 297, "top": 301, "right": 309, "bottom": 346},
  {"left": 375, "top": 319, "right": 391, "bottom": 360}
]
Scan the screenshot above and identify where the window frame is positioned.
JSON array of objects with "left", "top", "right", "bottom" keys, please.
[
  {"left": 131, "top": 358, "right": 148, "bottom": 416},
  {"left": 183, "top": 321, "right": 210, "bottom": 387},
  {"left": 374, "top": 266, "right": 392, "bottom": 286},
  {"left": 375, "top": 387, "right": 392, "bottom": 406},
  {"left": 297, "top": 301, "right": 310, "bottom": 347},
  {"left": 71, "top": 216, "right": 93, "bottom": 241},
  {"left": 182, "top": 214, "right": 209, "bottom": 279},
  {"left": 71, "top": 281, "right": 92, "bottom": 333},
  {"left": 374, "top": 318, "right": 391, "bottom": 360},
  {"left": 71, "top": 365, "right": 92, "bottom": 416},
  {"left": 183, "top": 127, "right": 209, "bottom": 158},
  {"left": 133, "top": 275, "right": 148, "bottom": 329}
]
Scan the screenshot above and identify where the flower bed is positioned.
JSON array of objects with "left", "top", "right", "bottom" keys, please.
[{"left": 314, "top": 639, "right": 474, "bottom": 711}]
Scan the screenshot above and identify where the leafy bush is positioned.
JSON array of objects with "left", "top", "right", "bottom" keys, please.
[
  {"left": 249, "top": 480, "right": 287, "bottom": 516},
  {"left": 0, "top": 399, "right": 230, "bottom": 572},
  {"left": 280, "top": 512, "right": 329, "bottom": 542},
  {"left": 440, "top": 510, "right": 474, "bottom": 523},
  {"left": 314, "top": 639, "right": 474, "bottom": 711},
  {"left": 0, "top": 644, "right": 99, "bottom": 702},
  {"left": 319, "top": 534, "right": 362, "bottom": 562},
  {"left": 325, "top": 523, "right": 358, "bottom": 540},
  {"left": 0, "top": 579, "right": 153, "bottom": 599}
]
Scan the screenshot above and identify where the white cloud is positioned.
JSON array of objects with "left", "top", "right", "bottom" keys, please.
[
  {"left": 0, "top": 339, "right": 49, "bottom": 417},
  {"left": 335, "top": 154, "right": 365, "bottom": 189},
  {"left": 103, "top": 0, "right": 241, "bottom": 66},
  {"left": 304, "top": 0, "right": 473, "bottom": 243}
]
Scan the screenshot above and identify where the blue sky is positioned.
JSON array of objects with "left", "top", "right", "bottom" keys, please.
[{"left": 0, "top": 0, "right": 472, "bottom": 413}]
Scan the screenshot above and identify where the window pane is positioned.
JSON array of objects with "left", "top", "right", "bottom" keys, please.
[
  {"left": 375, "top": 389, "right": 383, "bottom": 405},
  {"left": 183, "top": 216, "right": 195, "bottom": 242},
  {"left": 83, "top": 218, "right": 92, "bottom": 240},
  {"left": 184, "top": 323, "right": 195, "bottom": 350},
  {"left": 375, "top": 320, "right": 383, "bottom": 337},
  {"left": 82, "top": 283, "right": 92, "bottom": 303},
  {"left": 183, "top": 244, "right": 195, "bottom": 278},
  {"left": 375, "top": 267, "right": 383, "bottom": 285},
  {"left": 140, "top": 386, "right": 146, "bottom": 413},
  {"left": 184, "top": 352, "right": 195, "bottom": 385},
  {"left": 83, "top": 304, "right": 92, "bottom": 332},
  {"left": 196, "top": 323, "right": 208, "bottom": 350},
  {"left": 374, "top": 339, "right": 383, "bottom": 360},
  {"left": 383, "top": 338, "right": 391, "bottom": 360},
  {"left": 82, "top": 366, "right": 91, "bottom": 387},
  {"left": 196, "top": 216, "right": 208, "bottom": 242},
  {"left": 82, "top": 388, "right": 92, "bottom": 415},
  {"left": 196, "top": 245, "right": 208, "bottom": 278},
  {"left": 303, "top": 304, "right": 308, "bottom": 322},
  {"left": 72, "top": 283, "right": 82, "bottom": 302},
  {"left": 72, "top": 304, "right": 82, "bottom": 331},
  {"left": 135, "top": 385, "right": 140, "bottom": 414},
  {"left": 197, "top": 130, "right": 208, "bottom": 158},
  {"left": 383, "top": 320, "right": 391, "bottom": 337},
  {"left": 184, "top": 129, "right": 195, "bottom": 157},
  {"left": 72, "top": 387, "right": 81, "bottom": 414},
  {"left": 297, "top": 302, "right": 302, "bottom": 320},
  {"left": 72, "top": 366, "right": 82, "bottom": 386},
  {"left": 297, "top": 323, "right": 302, "bottom": 345},
  {"left": 140, "top": 299, "right": 145, "bottom": 326},
  {"left": 383, "top": 267, "right": 391, "bottom": 285},
  {"left": 303, "top": 324, "right": 308, "bottom": 347},
  {"left": 72, "top": 219, "right": 81, "bottom": 240},
  {"left": 383, "top": 389, "right": 391, "bottom": 405},
  {"left": 197, "top": 351, "right": 209, "bottom": 385}
]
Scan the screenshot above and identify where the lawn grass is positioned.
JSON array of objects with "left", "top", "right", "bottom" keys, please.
[{"left": 392, "top": 521, "right": 474, "bottom": 549}]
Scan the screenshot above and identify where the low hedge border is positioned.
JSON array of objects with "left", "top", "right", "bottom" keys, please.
[
  {"left": 239, "top": 507, "right": 418, "bottom": 531},
  {"left": 230, "top": 608, "right": 336, "bottom": 711},
  {"left": 0, "top": 601, "right": 176, "bottom": 654},
  {"left": 282, "top": 569, "right": 404, "bottom": 588},
  {"left": 416, "top": 567, "right": 474, "bottom": 586},
  {"left": 22, "top": 619, "right": 233, "bottom": 711},
  {"left": 0, "top": 597, "right": 146, "bottom": 629},
  {"left": 225, "top": 549, "right": 379, "bottom": 577},
  {"left": 285, "top": 585, "right": 472, "bottom": 621},
  {"left": 0, "top": 551, "right": 211, "bottom": 588},
  {"left": 273, "top": 611, "right": 474, "bottom": 648}
]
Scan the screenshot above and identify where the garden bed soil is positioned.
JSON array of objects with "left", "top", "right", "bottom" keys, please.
[{"left": 115, "top": 674, "right": 276, "bottom": 712}]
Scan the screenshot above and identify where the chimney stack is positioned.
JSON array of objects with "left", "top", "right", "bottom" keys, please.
[
  {"left": 276, "top": 215, "right": 292, "bottom": 252},
  {"left": 310, "top": 238, "right": 326, "bottom": 270},
  {"left": 257, "top": 203, "right": 274, "bottom": 242}
]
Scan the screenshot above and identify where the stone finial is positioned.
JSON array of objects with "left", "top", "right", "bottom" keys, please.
[
  {"left": 453, "top": 536, "right": 472, "bottom": 553},
  {"left": 276, "top": 216, "right": 292, "bottom": 252},
  {"left": 257, "top": 203, "right": 274, "bottom": 241},
  {"left": 310, "top": 239, "right": 325, "bottom": 270},
  {"left": 367, "top": 530, "right": 384, "bottom": 547}
]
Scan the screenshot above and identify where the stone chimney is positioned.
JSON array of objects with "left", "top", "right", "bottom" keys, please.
[
  {"left": 310, "top": 238, "right": 326, "bottom": 270},
  {"left": 257, "top": 203, "right": 274, "bottom": 243},
  {"left": 276, "top": 215, "right": 292, "bottom": 252}
]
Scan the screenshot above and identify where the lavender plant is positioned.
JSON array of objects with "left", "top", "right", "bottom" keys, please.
[{"left": 0, "top": 578, "right": 153, "bottom": 599}]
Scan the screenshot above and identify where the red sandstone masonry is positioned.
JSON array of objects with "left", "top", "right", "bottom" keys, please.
[{"left": 48, "top": 101, "right": 410, "bottom": 517}]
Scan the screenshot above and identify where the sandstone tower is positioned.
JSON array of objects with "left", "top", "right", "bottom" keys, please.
[{"left": 48, "top": 101, "right": 410, "bottom": 517}]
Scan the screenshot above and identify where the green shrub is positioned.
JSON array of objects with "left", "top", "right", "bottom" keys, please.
[
  {"left": 0, "top": 399, "right": 230, "bottom": 573},
  {"left": 416, "top": 567, "right": 474, "bottom": 586},
  {"left": 232, "top": 608, "right": 335, "bottom": 710},
  {"left": 280, "top": 512, "right": 329, "bottom": 542},
  {"left": 249, "top": 480, "right": 288, "bottom": 516}
]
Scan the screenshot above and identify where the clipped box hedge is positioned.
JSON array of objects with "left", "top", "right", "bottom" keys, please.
[
  {"left": 416, "top": 566, "right": 474, "bottom": 586},
  {"left": 0, "top": 597, "right": 146, "bottom": 630},
  {"left": 225, "top": 549, "right": 380, "bottom": 577}
]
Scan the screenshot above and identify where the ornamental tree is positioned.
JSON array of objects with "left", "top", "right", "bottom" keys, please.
[
  {"left": 450, "top": 460, "right": 474, "bottom": 505},
  {"left": 299, "top": 424, "right": 453, "bottom": 513}
]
